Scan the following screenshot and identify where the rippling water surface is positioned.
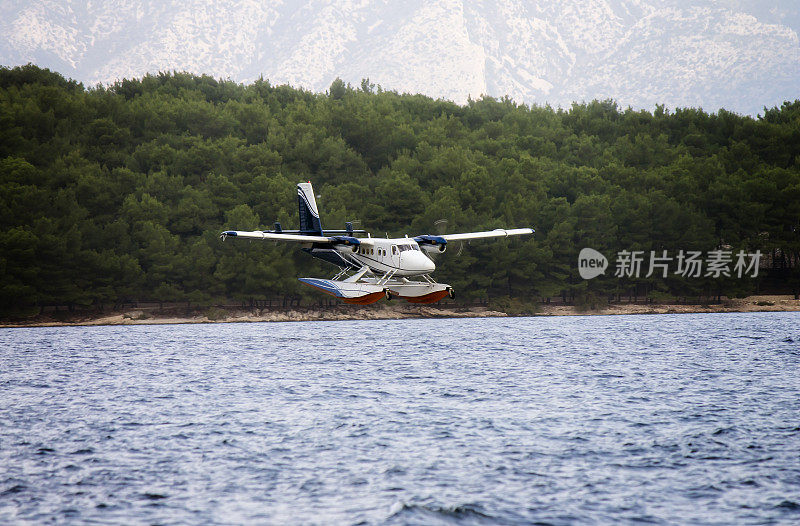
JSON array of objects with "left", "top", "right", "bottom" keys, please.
[{"left": 1, "top": 312, "right": 800, "bottom": 524}]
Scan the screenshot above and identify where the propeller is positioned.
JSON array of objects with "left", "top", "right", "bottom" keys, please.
[{"left": 432, "top": 219, "right": 464, "bottom": 257}]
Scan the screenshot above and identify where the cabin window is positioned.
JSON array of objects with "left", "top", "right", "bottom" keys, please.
[{"left": 392, "top": 245, "right": 397, "bottom": 255}]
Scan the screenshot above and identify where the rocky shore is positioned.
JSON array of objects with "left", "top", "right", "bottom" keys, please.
[{"left": 1, "top": 296, "right": 798, "bottom": 328}]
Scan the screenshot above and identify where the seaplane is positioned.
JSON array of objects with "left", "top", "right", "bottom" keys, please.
[{"left": 220, "top": 182, "right": 534, "bottom": 304}]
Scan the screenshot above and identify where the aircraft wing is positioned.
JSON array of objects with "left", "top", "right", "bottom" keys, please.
[
  {"left": 441, "top": 228, "right": 534, "bottom": 241},
  {"left": 220, "top": 230, "right": 331, "bottom": 243},
  {"left": 219, "top": 230, "right": 367, "bottom": 247},
  {"left": 413, "top": 228, "right": 533, "bottom": 248}
]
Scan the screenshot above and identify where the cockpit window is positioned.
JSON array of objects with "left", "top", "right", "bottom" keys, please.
[{"left": 397, "top": 244, "right": 419, "bottom": 252}]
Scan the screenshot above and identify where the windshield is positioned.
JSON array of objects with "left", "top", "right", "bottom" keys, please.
[{"left": 397, "top": 244, "right": 420, "bottom": 252}]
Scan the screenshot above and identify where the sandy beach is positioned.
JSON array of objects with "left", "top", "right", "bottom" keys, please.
[{"left": 1, "top": 295, "right": 797, "bottom": 328}]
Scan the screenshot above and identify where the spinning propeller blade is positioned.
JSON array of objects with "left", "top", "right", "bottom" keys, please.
[{"left": 433, "top": 218, "right": 464, "bottom": 257}]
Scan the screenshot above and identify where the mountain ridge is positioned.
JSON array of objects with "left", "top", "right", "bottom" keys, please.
[{"left": 2, "top": 0, "right": 798, "bottom": 115}]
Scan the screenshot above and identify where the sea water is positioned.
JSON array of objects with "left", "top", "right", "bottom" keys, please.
[{"left": 1, "top": 312, "right": 799, "bottom": 524}]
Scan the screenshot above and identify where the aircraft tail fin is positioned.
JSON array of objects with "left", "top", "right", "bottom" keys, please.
[{"left": 297, "top": 182, "right": 323, "bottom": 235}]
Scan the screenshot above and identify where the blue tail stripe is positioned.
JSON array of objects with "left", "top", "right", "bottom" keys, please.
[{"left": 298, "top": 186, "right": 323, "bottom": 235}]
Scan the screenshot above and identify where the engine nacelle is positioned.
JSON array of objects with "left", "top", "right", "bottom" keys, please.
[
  {"left": 422, "top": 244, "right": 446, "bottom": 255},
  {"left": 329, "top": 235, "right": 361, "bottom": 253}
]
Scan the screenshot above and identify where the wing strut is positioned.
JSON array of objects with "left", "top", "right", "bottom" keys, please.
[{"left": 344, "top": 265, "right": 371, "bottom": 283}]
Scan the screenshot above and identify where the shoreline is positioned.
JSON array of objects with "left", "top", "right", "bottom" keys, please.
[{"left": 1, "top": 295, "right": 798, "bottom": 328}]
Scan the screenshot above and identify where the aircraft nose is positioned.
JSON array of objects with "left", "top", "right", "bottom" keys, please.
[{"left": 404, "top": 251, "right": 435, "bottom": 273}]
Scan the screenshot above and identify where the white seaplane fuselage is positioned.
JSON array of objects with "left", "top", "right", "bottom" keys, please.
[{"left": 333, "top": 238, "right": 435, "bottom": 276}]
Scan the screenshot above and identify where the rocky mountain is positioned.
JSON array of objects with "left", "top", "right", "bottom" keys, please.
[{"left": 2, "top": 0, "right": 798, "bottom": 115}]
